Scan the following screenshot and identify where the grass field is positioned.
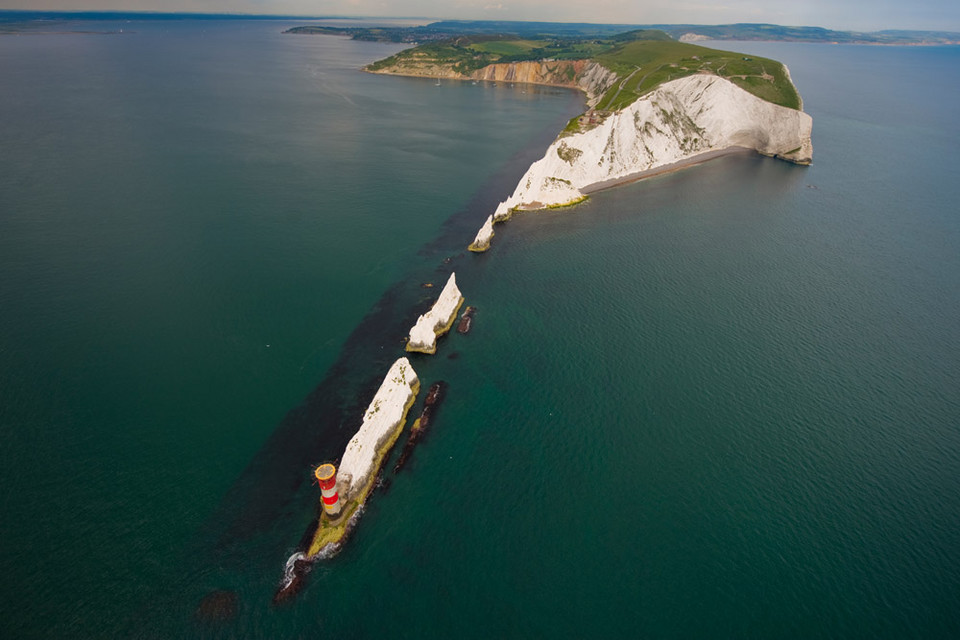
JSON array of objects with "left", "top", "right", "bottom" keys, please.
[
  {"left": 594, "top": 40, "right": 801, "bottom": 110},
  {"left": 467, "top": 39, "right": 541, "bottom": 56},
  {"left": 368, "top": 31, "right": 802, "bottom": 111}
]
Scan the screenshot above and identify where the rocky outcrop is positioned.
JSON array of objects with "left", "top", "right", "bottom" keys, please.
[
  {"left": 337, "top": 358, "right": 419, "bottom": 501},
  {"left": 393, "top": 381, "right": 446, "bottom": 474},
  {"left": 406, "top": 273, "right": 464, "bottom": 354},
  {"left": 575, "top": 62, "right": 620, "bottom": 107},
  {"left": 486, "top": 73, "right": 812, "bottom": 225},
  {"left": 468, "top": 215, "right": 494, "bottom": 252}
]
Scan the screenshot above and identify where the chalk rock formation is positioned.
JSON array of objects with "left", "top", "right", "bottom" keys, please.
[
  {"left": 337, "top": 358, "right": 419, "bottom": 501},
  {"left": 406, "top": 273, "right": 465, "bottom": 354},
  {"left": 468, "top": 215, "right": 495, "bottom": 252},
  {"left": 489, "top": 74, "right": 812, "bottom": 222}
]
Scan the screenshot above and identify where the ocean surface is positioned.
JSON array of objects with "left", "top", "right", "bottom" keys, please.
[{"left": 1, "top": 21, "right": 958, "bottom": 639}]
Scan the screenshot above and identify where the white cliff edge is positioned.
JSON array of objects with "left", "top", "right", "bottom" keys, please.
[
  {"left": 337, "top": 357, "right": 419, "bottom": 502},
  {"left": 476, "top": 73, "right": 812, "bottom": 239},
  {"left": 468, "top": 215, "right": 495, "bottom": 252},
  {"left": 406, "top": 273, "right": 465, "bottom": 354}
]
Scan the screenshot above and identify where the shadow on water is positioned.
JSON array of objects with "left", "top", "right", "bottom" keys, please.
[
  {"left": 180, "top": 89, "right": 584, "bottom": 586},
  {"left": 169, "top": 89, "right": 810, "bottom": 630},
  {"left": 107, "top": 80, "right": 583, "bottom": 637}
]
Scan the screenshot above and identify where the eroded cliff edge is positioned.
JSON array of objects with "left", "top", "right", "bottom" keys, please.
[
  {"left": 370, "top": 59, "right": 618, "bottom": 107},
  {"left": 365, "top": 38, "right": 811, "bottom": 250},
  {"left": 490, "top": 73, "right": 812, "bottom": 219}
]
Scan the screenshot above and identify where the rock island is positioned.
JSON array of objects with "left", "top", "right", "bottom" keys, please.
[
  {"left": 406, "top": 273, "right": 465, "bottom": 354},
  {"left": 308, "top": 357, "right": 419, "bottom": 556}
]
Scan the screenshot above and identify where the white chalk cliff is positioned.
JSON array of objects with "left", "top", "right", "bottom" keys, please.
[
  {"left": 338, "top": 357, "right": 419, "bottom": 501},
  {"left": 406, "top": 273, "right": 464, "bottom": 354},
  {"left": 469, "top": 215, "right": 495, "bottom": 252},
  {"left": 488, "top": 74, "right": 813, "bottom": 223}
]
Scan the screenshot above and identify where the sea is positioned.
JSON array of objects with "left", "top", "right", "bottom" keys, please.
[{"left": 1, "top": 18, "right": 958, "bottom": 639}]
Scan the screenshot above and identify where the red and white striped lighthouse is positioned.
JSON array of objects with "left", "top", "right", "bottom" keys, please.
[{"left": 315, "top": 463, "right": 341, "bottom": 517}]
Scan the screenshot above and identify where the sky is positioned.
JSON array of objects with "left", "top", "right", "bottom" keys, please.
[{"left": 3, "top": 0, "right": 960, "bottom": 32}]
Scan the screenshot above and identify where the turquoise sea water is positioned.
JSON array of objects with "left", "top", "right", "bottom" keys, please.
[{"left": 1, "top": 22, "right": 959, "bottom": 638}]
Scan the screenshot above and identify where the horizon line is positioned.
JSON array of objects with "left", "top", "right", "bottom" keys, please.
[{"left": 2, "top": 10, "right": 959, "bottom": 35}]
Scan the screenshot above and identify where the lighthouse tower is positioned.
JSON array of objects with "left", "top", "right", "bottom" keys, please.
[{"left": 315, "top": 464, "right": 342, "bottom": 517}]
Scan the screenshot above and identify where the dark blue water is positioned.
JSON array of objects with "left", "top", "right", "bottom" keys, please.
[{"left": 1, "top": 23, "right": 958, "bottom": 638}]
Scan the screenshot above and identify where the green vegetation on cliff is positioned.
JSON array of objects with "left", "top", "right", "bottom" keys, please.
[
  {"left": 368, "top": 30, "right": 801, "bottom": 112},
  {"left": 593, "top": 40, "right": 800, "bottom": 110},
  {"left": 365, "top": 33, "right": 627, "bottom": 75}
]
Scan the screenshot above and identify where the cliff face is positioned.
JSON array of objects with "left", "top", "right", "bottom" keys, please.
[
  {"left": 337, "top": 358, "right": 419, "bottom": 501},
  {"left": 492, "top": 74, "right": 812, "bottom": 219},
  {"left": 471, "top": 59, "right": 578, "bottom": 84},
  {"left": 371, "top": 53, "right": 812, "bottom": 245},
  {"left": 370, "top": 59, "right": 616, "bottom": 106},
  {"left": 470, "top": 60, "right": 616, "bottom": 105}
]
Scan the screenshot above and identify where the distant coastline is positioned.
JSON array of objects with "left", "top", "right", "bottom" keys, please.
[
  {"left": 2, "top": 12, "right": 957, "bottom": 45},
  {"left": 282, "top": 19, "right": 960, "bottom": 47}
]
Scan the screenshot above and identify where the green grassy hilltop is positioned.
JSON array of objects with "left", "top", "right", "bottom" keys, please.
[
  {"left": 364, "top": 33, "right": 623, "bottom": 75},
  {"left": 593, "top": 39, "right": 800, "bottom": 110},
  {"left": 365, "top": 30, "right": 801, "bottom": 111}
]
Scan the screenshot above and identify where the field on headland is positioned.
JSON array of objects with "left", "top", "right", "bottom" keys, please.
[
  {"left": 593, "top": 40, "right": 800, "bottom": 110},
  {"left": 365, "top": 31, "right": 801, "bottom": 111},
  {"left": 364, "top": 33, "right": 619, "bottom": 75}
]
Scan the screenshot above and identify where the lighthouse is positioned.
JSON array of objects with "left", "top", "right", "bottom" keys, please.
[{"left": 315, "top": 463, "right": 342, "bottom": 517}]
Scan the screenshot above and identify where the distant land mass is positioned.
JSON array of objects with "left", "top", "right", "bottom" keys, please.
[
  {"left": 1, "top": 12, "right": 957, "bottom": 45},
  {"left": 285, "top": 20, "right": 960, "bottom": 46},
  {"left": 0, "top": 10, "right": 320, "bottom": 34},
  {"left": 0, "top": 10, "right": 332, "bottom": 22}
]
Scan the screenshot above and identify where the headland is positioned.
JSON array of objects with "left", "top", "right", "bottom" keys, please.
[
  {"left": 361, "top": 31, "right": 812, "bottom": 250},
  {"left": 274, "top": 24, "right": 813, "bottom": 603}
]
